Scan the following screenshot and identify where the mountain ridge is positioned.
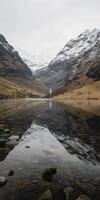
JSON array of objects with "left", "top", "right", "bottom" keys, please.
[
  {"left": 36, "top": 29, "right": 100, "bottom": 97},
  {"left": 0, "top": 34, "right": 46, "bottom": 98},
  {"left": 17, "top": 48, "right": 48, "bottom": 73}
]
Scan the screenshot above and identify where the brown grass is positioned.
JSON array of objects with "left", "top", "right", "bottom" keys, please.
[
  {"left": 55, "top": 81, "right": 100, "bottom": 100},
  {"left": 0, "top": 77, "right": 44, "bottom": 98}
]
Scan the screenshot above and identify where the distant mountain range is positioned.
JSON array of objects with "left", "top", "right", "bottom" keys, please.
[
  {"left": 36, "top": 29, "right": 100, "bottom": 99},
  {"left": 0, "top": 29, "right": 100, "bottom": 99},
  {"left": 17, "top": 49, "right": 48, "bottom": 73},
  {"left": 0, "top": 34, "right": 46, "bottom": 98}
]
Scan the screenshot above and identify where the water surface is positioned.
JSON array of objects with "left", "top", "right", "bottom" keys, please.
[{"left": 0, "top": 99, "right": 100, "bottom": 200}]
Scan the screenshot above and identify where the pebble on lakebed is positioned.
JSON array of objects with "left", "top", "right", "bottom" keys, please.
[
  {"left": 4, "top": 129, "right": 10, "bottom": 134},
  {"left": 25, "top": 146, "right": 30, "bottom": 149},
  {"left": 8, "top": 170, "right": 15, "bottom": 176},
  {"left": 0, "top": 176, "right": 8, "bottom": 187},
  {"left": 0, "top": 125, "right": 10, "bottom": 134},
  {"left": 42, "top": 167, "right": 57, "bottom": 182}
]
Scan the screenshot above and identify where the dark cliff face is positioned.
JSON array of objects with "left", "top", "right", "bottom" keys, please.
[
  {"left": 87, "top": 61, "right": 100, "bottom": 80},
  {"left": 36, "top": 29, "right": 100, "bottom": 94},
  {"left": 0, "top": 34, "right": 32, "bottom": 80},
  {"left": 0, "top": 34, "right": 47, "bottom": 98}
]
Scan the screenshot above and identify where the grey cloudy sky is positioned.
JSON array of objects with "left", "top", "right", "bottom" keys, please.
[{"left": 0, "top": 0, "right": 100, "bottom": 60}]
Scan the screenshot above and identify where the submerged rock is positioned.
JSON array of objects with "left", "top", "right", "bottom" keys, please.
[
  {"left": 9, "top": 135, "right": 19, "bottom": 140},
  {"left": 39, "top": 185, "right": 74, "bottom": 200},
  {"left": 80, "top": 182, "right": 95, "bottom": 196},
  {"left": 76, "top": 195, "right": 91, "bottom": 200},
  {"left": 0, "top": 138, "right": 8, "bottom": 145},
  {"left": 0, "top": 124, "right": 4, "bottom": 128},
  {"left": 39, "top": 189, "right": 52, "bottom": 200},
  {"left": 25, "top": 146, "right": 30, "bottom": 149},
  {"left": 7, "top": 135, "right": 19, "bottom": 145},
  {"left": 0, "top": 126, "right": 10, "bottom": 135},
  {"left": 0, "top": 126, "right": 4, "bottom": 133},
  {"left": 8, "top": 170, "right": 15, "bottom": 176},
  {"left": 4, "top": 129, "right": 10, "bottom": 134},
  {"left": 0, "top": 176, "right": 8, "bottom": 187},
  {"left": 51, "top": 185, "right": 66, "bottom": 200},
  {"left": 64, "top": 186, "right": 74, "bottom": 200},
  {"left": 42, "top": 167, "right": 57, "bottom": 182},
  {"left": 39, "top": 185, "right": 66, "bottom": 200}
]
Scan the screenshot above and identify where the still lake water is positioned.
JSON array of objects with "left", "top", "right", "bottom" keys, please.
[{"left": 0, "top": 99, "right": 100, "bottom": 200}]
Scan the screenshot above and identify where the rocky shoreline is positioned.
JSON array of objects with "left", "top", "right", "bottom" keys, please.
[{"left": 0, "top": 166, "right": 100, "bottom": 200}]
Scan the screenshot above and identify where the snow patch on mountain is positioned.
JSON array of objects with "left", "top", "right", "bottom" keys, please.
[
  {"left": 36, "top": 28, "right": 100, "bottom": 93},
  {"left": 18, "top": 49, "right": 48, "bottom": 73},
  {"left": 51, "top": 29, "right": 100, "bottom": 64}
]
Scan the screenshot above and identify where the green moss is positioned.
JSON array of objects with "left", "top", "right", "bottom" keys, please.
[{"left": 39, "top": 190, "right": 51, "bottom": 200}]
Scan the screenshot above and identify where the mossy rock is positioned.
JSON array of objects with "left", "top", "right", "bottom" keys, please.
[
  {"left": 39, "top": 185, "right": 66, "bottom": 200},
  {"left": 64, "top": 187, "right": 74, "bottom": 200},
  {"left": 38, "top": 189, "right": 52, "bottom": 200},
  {"left": 42, "top": 167, "right": 57, "bottom": 182},
  {"left": 51, "top": 185, "right": 66, "bottom": 200},
  {"left": 76, "top": 195, "right": 91, "bottom": 200}
]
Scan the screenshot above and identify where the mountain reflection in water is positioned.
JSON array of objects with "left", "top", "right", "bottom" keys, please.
[{"left": 0, "top": 99, "right": 100, "bottom": 200}]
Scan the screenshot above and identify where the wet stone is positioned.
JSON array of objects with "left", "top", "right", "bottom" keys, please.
[
  {"left": 42, "top": 167, "right": 57, "bottom": 182},
  {"left": 8, "top": 170, "right": 15, "bottom": 176},
  {"left": 9, "top": 135, "right": 19, "bottom": 140},
  {"left": 0, "top": 127, "right": 4, "bottom": 132},
  {"left": 38, "top": 189, "right": 52, "bottom": 200},
  {"left": 25, "top": 146, "right": 30, "bottom": 149},
  {"left": 76, "top": 194, "right": 91, "bottom": 200},
  {"left": 64, "top": 186, "right": 74, "bottom": 200},
  {"left": 0, "top": 124, "right": 4, "bottom": 127},
  {"left": 0, "top": 138, "right": 8, "bottom": 146},
  {"left": 50, "top": 185, "right": 66, "bottom": 200},
  {"left": 0, "top": 176, "right": 8, "bottom": 187},
  {"left": 7, "top": 135, "right": 19, "bottom": 145},
  {"left": 4, "top": 129, "right": 10, "bottom": 134}
]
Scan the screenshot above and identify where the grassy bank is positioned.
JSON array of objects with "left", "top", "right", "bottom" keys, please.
[
  {"left": 0, "top": 77, "right": 43, "bottom": 98},
  {"left": 55, "top": 81, "right": 100, "bottom": 100}
]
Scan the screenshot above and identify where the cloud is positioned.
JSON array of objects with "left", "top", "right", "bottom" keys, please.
[{"left": 0, "top": 0, "right": 100, "bottom": 60}]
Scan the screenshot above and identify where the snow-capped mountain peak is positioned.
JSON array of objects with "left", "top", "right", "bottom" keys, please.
[
  {"left": 36, "top": 28, "right": 100, "bottom": 93},
  {"left": 51, "top": 29, "right": 100, "bottom": 64},
  {"left": 17, "top": 49, "right": 48, "bottom": 73}
]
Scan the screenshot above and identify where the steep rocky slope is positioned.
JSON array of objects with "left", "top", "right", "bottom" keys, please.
[
  {"left": 36, "top": 29, "right": 100, "bottom": 97},
  {"left": 0, "top": 34, "right": 46, "bottom": 98}
]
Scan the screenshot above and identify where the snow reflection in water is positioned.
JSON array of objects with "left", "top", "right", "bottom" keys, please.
[{"left": 0, "top": 99, "right": 100, "bottom": 200}]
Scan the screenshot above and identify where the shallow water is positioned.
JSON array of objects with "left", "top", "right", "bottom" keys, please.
[{"left": 0, "top": 99, "right": 100, "bottom": 200}]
